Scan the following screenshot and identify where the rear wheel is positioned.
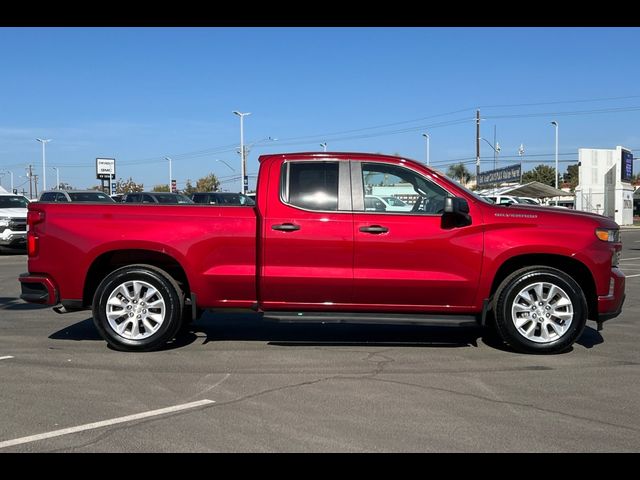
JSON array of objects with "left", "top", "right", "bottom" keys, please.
[
  {"left": 92, "top": 265, "right": 184, "bottom": 351},
  {"left": 493, "top": 266, "right": 587, "bottom": 354}
]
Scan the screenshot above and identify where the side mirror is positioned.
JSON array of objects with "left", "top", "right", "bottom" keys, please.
[
  {"left": 444, "top": 196, "right": 470, "bottom": 214},
  {"left": 443, "top": 197, "right": 471, "bottom": 227}
]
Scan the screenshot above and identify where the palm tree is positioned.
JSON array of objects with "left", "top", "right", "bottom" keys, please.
[{"left": 447, "top": 163, "right": 471, "bottom": 184}]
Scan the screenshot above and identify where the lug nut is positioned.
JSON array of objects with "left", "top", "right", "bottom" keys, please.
[{"left": 129, "top": 312, "right": 134, "bottom": 317}]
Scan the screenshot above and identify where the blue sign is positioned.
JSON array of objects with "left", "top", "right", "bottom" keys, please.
[
  {"left": 477, "top": 164, "right": 522, "bottom": 187},
  {"left": 621, "top": 149, "right": 633, "bottom": 182}
]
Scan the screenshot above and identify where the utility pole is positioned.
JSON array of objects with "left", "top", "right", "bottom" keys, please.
[
  {"left": 33, "top": 174, "right": 39, "bottom": 198},
  {"left": 475, "top": 110, "right": 480, "bottom": 183}
]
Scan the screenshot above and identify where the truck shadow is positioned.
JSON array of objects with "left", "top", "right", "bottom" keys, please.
[
  {"left": 0, "top": 296, "right": 50, "bottom": 310},
  {"left": 48, "top": 312, "right": 604, "bottom": 352}
]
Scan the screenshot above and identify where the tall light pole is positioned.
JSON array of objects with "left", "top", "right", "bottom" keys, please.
[
  {"left": 36, "top": 138, "right": 52, "bottom": 191},
  {"left": 422, "top": 133, "right": 430, "bottom": 166},
  {"left": 1, "top": 170, "right": 13, "bottom": 192},
  {"left": 216, "top": 159, "right": 235, "bottom": 172},
  {"left": 165, "top": 157, "right": 173, "bottom": 192},
  {"left": 480, "top": 137, "right": 500, "bottom": 161},
  {"left": 51, "top": 167, "right": 60, "bottom": 190},
  {"left": 233, "top": 111, "right": 251, "bottom": 194},
  {"left": 551, "top": 121, "right": 559, "bottom": 205},
  {"left": 320, "top": 142, "right": 327, "bottom": 152}
]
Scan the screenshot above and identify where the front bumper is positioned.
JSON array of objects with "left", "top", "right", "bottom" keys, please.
[
  {"left": 597, "top": 267, "right": 625, "bottom": 322},
  {"left": 0, "top": 230, "right": 27, "bottom": 246},
  {"left": 19, "top": 273, "right": 59, "bottom": 305}
]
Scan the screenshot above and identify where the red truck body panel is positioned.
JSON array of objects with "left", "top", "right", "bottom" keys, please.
[{"left": 22, "top": 152, "right": 624, "bottom": 324}]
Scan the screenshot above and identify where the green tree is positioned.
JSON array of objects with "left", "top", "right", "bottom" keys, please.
[
  {"left": 114, "top": 177, "right": 144, "bottom": 194},
  {"left": 152, "top": 184, "right": 170, "bottom": 192},
  {"left": 446, "top": 163, "right": 471, "bottom": 184},
  {"left": 183, "top": 179, "right": 197, "bottom": 195},
  {"left": 564, "top": 164, "right": 579, "bottom": 191},
  {"left": 522, "top": 164, "right": 559, "bottom": 187},
  {"left": 195, "top": 173, "right": 220, "bottom": 192}
]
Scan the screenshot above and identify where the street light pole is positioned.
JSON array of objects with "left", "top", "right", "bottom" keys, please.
[
  {"left": 320, "top": 142, "right": 327, "bottom": 152},
  {"left": 551, "top": 121, "right": 559, "bottom": 205},
  {"left": 36, "top": 138, "right": 52, "bottom": 191},
  {"left": 165, "top": 157, "right": 173, "bottom": 192},
  {"left": 216, "top": 159, "right": 236, "bottom": 172},
  {"left": 233, "top": 111, "right": 251, "bottom": 194},
  {"left": 51, "top": 167, "right": 59, "bottom": 189},
  {"left": 422, "top": 133, "right": 430, "bottom": 166}
]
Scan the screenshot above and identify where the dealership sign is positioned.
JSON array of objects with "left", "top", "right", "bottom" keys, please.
[
  {"left": 477, "top": 164, "right": 522, "bottom": 187},
  {"left": 96, "top": 158, "right": 116, "bottom": 180}
]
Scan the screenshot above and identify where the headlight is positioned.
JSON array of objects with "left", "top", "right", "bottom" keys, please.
[{"left": 595, "top": 228, "right": 620, "bottom": 242}]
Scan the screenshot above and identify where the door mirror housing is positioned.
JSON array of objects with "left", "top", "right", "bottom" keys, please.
[{"left": 442, "top": 196, "right": 471, "bottom": 227}]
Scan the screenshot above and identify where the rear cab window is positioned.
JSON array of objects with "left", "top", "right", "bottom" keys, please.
[{"left": 281, "top": 162, "right": 340, "bottom": 211}]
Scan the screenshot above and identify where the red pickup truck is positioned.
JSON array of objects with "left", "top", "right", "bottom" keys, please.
[{"left": 19, "top": 152, "right": 625, "bottom": 354}]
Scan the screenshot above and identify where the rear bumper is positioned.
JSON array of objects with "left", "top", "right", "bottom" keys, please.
[
  {"left": 19, "top": 273, "right": 58, "bottom": 305},
  {"left": 597, "top": 267, "right": 625, "bottom": 322}
]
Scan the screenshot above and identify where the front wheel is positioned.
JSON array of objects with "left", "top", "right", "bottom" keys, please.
[
  {"left": 92, "top": 265, "right": 184, "bottom": 351},
  {"left": 493, "top": 266, "right": 588, "bottom": 354}
]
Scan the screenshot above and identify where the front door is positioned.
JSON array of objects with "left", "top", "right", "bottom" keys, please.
[{"left": 352, "top": 161, "right": 483, "bottom": 311}]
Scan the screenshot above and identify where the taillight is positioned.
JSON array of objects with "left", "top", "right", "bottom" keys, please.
[
  {"left": 27, "top": 232, "right": 38, "bottom": 257},
  {"left": 27, "top": 209, "right": 44, "bottom": 257},
  {"left": 27, "top": 209, "right": 45, "bottom": 230}
]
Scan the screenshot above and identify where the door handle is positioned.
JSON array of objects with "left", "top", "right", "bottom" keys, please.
[
  {"left": 272, "top": 223, "right": 301, "bottom": 232},
  {"left": 359, "top": 225, "right": 389, "bottom": 234}
]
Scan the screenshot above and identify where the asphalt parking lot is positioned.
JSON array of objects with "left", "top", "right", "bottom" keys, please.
[{"left": 1, "top": 230, "right": 639, "bottom": 452}]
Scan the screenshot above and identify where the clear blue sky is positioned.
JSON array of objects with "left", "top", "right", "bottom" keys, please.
[{"left": 1, "top": 27, "right": 639, "bottom": 194}]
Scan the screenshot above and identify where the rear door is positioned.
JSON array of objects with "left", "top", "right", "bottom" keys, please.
[{"left": 260, "top": 159, "right": 354, "bottom": 309}]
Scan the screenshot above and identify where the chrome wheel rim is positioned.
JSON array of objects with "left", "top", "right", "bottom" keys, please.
[
  {"left": 106, "top": 280, "right": 166, "bottom": 340},
  {"left": 511, "top": 281, "right": 574, "bottom": 344}
]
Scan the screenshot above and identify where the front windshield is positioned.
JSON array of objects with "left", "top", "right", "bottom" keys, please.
[
  {"left": 431, "top": 167, "right": 493, "bottom": 204},
  {"left": 0, "top": 195, "right": 29, "bottom": 208}
]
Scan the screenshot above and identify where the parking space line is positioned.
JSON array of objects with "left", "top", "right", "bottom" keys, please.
[
  {"left": 0, "top": 399, "right": 215, "bottom": 449},
  {"left": 620, "top": 257, "right": 640, "bottom": 261},
  {"left": 625, "top": 274, "right": 640, "bottom": 278},
  {"left": 0, "top": 356, "right": 14, "bottom": 361}
]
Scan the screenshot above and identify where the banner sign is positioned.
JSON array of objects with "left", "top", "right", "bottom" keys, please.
[{"left": 477, "top": 164, "right": 522, "bottom": 187}]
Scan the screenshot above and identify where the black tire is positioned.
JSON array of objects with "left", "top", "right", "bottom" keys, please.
[
  {"left": 493, "top": 266, "right": 588, "bottom": 354},
  {"left": 92, "top": 264, "right": 184, "bottom": 352}
]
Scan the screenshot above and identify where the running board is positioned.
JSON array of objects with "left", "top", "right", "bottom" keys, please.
[{"left": 263, "top": 312, "right": 480, "bottom": 327}]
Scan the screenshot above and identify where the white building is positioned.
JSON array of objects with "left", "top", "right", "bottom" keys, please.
[{"left": 575, "top": 146, "right": 634, "bottom": 226}]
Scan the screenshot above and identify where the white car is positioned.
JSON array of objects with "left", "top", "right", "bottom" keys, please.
[
  {"left": 483, "top": 195, "right": 541, "bottom": 206},
  {"left": 365, "top": 195, "right": 412, "bottom": 212},
  {"left": 0, "top": 193, "right": 29, "bottom": 251}
]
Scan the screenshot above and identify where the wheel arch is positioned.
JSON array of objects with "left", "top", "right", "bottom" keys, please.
[
  {"left": 489, "top": 254, "right": 597, "bottom": 320},
  {"left": 83, "top": 249, "right": 191, "bottom": 308}
]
